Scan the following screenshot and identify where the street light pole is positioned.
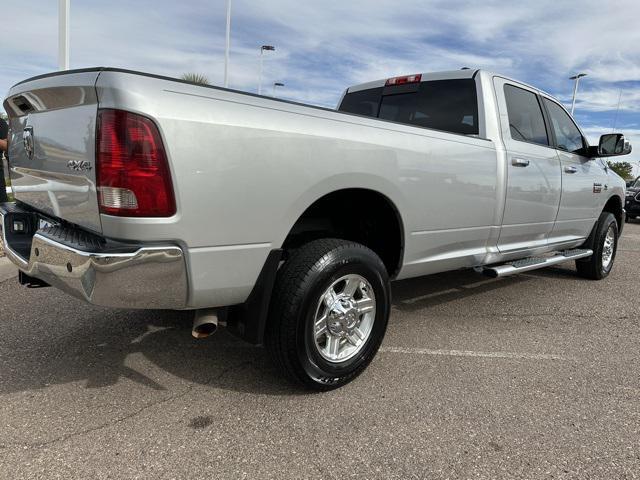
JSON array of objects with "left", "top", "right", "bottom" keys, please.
[
  {"left": 612, "top": 89, "right": 622, "bottom": 133},
  {"left": 223, "top": 0, "right": 231, "bottom": 88},
  {"left": 258, "top": 45, "right": 275, "bottom": 95},
  {"left": 58, "top": 0, "right": 70, "bottom": 70},
  {"left": 272, "top": 82, "right": 285, "bottom": 97},
  {"left": 569, "top": 73, "right": 587, "bottom": 116}
]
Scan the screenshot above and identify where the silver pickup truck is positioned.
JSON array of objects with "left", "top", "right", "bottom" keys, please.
[{"left": 0, "top": 67, "right": 632, "bottom": 390}]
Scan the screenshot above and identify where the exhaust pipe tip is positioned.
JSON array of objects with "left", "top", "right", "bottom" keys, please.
[
  {"left": 192, "top": 322, "right": 217, "bottom": 339},
  {"left": 192, "top": 309, "right": 220, "bottom": 339}
]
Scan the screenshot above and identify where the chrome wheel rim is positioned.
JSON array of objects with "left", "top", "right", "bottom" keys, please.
[
  {"left": 602, "top": 225, "right": 615, "bottom": 269},
  {"left": 312, "top": 274, "right": 376, "bottom": 363}
]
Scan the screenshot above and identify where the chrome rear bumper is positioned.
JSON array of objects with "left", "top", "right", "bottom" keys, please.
[{"left": 0, "top": 203, "right": 188, "bottom": 309}]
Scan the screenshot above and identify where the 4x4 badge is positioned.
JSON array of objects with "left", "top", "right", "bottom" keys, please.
[{"left": 67, "top": 160, "right": 93, "bottom": 172}]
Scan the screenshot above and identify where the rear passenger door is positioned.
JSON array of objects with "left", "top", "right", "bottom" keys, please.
[
  {"left": 541, "top": 97, "right": 605, "bottom": 243},
  {"left": 493, "top": 78, "right": 562, "bottom": 252}
]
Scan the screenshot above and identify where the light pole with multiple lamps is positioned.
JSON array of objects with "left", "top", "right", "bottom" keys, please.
[
  {"left": 569, "top": 73, "right": 587, "bottom": 116},
  {"left": 272, "top": 82, "right": 285, "bottom": 97},
  {"left": 258, "top": 45, "right": 276, "bottom": 95}
]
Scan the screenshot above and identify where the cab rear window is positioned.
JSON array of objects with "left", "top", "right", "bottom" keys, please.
[{"left": 338, "top": 79, "right": 479, "bottom": 136}]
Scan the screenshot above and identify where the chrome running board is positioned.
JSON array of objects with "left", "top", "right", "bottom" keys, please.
[{"left": 483, "top": 249, "right": 593, "bottom": 278}]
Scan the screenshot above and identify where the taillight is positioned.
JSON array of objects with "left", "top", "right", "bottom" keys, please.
[
  {"left": 96, "top": 109, "right": 176, "bottom": 217},
  {"left": 385, "top": 74, "right": 422, "bottom": 86}
]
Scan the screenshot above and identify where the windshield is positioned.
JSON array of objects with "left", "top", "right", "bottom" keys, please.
[{"left": 632, "top": 178, "right": 640, "bottom": 188}]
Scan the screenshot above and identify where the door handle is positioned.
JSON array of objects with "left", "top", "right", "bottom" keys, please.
[
  {"left": 564, "top": 166, "right": 578, "bottom": 174},
  {"left": 512, "top": 158, "right": 530, "bottom": 167}
]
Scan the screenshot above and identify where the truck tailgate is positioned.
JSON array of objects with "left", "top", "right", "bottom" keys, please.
[{"left": 3, "top": 70, "right": 102, "bottom": 233}]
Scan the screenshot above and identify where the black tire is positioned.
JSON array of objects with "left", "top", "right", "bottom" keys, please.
[
  {"left": 265, "top": 239, "right": 390, "bottom": 391},
  {"left": 576, "top": 212, "right": 619, "bottom": 280}
]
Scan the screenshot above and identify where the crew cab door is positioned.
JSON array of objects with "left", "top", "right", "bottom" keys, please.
[
  {"left": 541, "top": 96, "right": 605, "bottom": 243},
  {"left": 493, "top": 78, "right": 561, "bottom": 252}
]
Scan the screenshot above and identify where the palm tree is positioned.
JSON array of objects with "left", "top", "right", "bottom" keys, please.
[{"left": 181, "top": 73, "right": 210, "bottom": 86}]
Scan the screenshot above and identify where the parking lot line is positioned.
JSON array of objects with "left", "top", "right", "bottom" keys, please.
[
  {"left": 400, "top": 288, "right": 462, "bottom": 304},
  {"left": 379, "top": 346, "right": 573, "bottom": 361}
]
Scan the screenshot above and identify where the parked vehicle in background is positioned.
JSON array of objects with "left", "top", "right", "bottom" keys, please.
[
  {"left": 626, "top": 177, "right": 640, "bottom": 221},
  {"left": 0, "top": 67, "right": 632, "bottom": 390}
]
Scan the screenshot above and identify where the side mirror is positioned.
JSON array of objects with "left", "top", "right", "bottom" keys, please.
[{"left": 598, "top": 133, "right": 632, "bottom": 157}]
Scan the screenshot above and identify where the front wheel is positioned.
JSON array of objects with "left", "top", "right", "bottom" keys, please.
[
  {"left": 265, "top": 239, "right": 391, "bottom": 391},
  {"left": 576, "top": 212, "right": 619, "bottom": 280}
]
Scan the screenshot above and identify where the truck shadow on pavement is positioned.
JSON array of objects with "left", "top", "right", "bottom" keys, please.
[
  {"left": 390, "top": 269, "right": 531, "bottom": 312},
  {"left": 0, "top": 297, "right": 293, "bottom": 396},
  {"left": 0, "top": 266, "right": 576, "bottom": 397}
]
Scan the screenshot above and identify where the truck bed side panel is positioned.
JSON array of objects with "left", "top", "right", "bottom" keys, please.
[{"left": 95, "top": 72, "right": 499, "bottom": 307}]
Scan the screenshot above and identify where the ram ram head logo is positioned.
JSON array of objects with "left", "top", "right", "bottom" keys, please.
[{"left": 23, "top": 126, "right": 34, "bottom": 161}]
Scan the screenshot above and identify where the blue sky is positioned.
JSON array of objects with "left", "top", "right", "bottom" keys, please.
[{"left": 2, "top": 0, "right": 639, "bottom": 175}]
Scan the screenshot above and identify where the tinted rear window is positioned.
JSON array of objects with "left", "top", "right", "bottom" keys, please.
[
  {"left": 339, "top": 87, "right": 383, "bottom": 118},
  {"left": 338, "top": 79, "right": 479, "bottom": 136}
]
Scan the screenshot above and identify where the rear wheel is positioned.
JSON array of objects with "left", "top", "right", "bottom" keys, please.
[
  {"left": 265, "top": 239, "right": 390, "bottom": 391},
  {"left": 576, "top": 212, "right": 618, "bottom": 280}
]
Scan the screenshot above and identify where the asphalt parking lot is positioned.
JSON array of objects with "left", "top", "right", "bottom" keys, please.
[{"left": 0, "top": 222, "right": 639, "bottom": 480}]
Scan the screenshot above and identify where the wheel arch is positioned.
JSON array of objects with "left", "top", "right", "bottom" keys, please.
[
  {"left": 227, "top": 176, "right": 407, "bottom": 347},
  {"left": 581, "top": 196, "right": 624, "bottom": 253},
  {"left": 603, "top": 194, "right": 624, "bottom": 231},
  {"left": 281, "top": 185, "right": 406, "bottom": 278}
]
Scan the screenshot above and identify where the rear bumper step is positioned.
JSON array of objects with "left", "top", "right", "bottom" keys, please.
[
  {"left": 483, "top": 249, "right": 593, "bottom": 278},
  {"left": 0, "top": 202, "right": 188, "bottom": 309}
]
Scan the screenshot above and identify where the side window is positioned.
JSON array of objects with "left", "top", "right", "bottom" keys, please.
[
  {"left": 543, "top": 99, "right": 586, "bottom": 154},
  {"left": 503, "top": 84, "right": 549, "bottom": 146}
]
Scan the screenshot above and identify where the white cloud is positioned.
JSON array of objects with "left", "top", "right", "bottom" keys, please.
[
  {"left": 1, "top": 0, "right": 640, "bottom": 114},
  {"left": 572, "top": 87, "right": 640, "bottom": 113},
  {"left": 1, "top": 1, "right": 638, "bottom": 176}
]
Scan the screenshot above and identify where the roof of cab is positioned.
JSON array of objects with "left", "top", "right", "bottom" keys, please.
[
  {"left": 345, "top": 68, "right": 556, "bottom": 101},
  {"left": 346, "top": 69, "right": 478, "bottom": 93}
]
